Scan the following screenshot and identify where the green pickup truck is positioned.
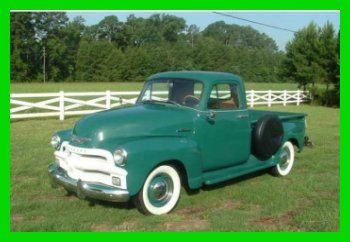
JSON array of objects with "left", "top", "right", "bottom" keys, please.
[{"left": 48, "top": 71, "right": 307, "bottom": 215}]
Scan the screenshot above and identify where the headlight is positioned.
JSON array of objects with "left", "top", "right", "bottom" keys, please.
[
  {"left": 113, "top": 148, "right": 127, "bottom": 166},
  {"left": 50, "top": 135, "right": 61, "bottom": 149}
]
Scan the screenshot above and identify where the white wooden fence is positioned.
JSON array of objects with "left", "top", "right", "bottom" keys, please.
[{"left": 10, "top": 90, "right": 309, "bottom": 120}]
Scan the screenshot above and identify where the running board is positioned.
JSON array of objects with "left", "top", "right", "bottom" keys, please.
[{"left": 202, "top": 155, "right": 278, "bottom": 185}]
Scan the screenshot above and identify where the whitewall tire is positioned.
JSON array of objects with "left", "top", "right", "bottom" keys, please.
[
  {"left": 134, "top": 165, "right": 181, "bottom": 215},
  {"left": 270, "top": 141, "right": 295, "bottom": 177}
]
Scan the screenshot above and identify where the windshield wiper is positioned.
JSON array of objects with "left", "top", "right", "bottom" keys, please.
[
  {"left": 164, "top": 100, "right": 181, "bottom": 107},
  {"left": 141, "top": 99, "right": 180, "bottom": 107}
]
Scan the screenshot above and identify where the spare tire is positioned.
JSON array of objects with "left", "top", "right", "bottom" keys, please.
[{"left": 252, "top": 115, "right": 284, "bottom": 160}]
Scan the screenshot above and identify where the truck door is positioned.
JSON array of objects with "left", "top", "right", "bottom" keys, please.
[{"left": 195, "top": 82, "right": 251, "bottom": 171}]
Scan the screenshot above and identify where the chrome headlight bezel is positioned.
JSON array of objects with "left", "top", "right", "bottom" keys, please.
[
  {"left": 50, "top": 135, "right": 61, "bottom": 150},
  {"left": 113, "top": 148, "right": 128, "bottom": 166}
]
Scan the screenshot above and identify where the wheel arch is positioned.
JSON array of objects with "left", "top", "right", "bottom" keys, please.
[
  {"left": 288, "top": 137, "right": 300, "bottom": 148},
  {"left": 158, "top": 159, "right": 191, "bottom": 191},
  {"left": 123, "top": 137, "right": 203, "bottom": 196}
]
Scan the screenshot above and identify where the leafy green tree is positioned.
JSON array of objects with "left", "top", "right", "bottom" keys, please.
[
  {"left": 282, "top": 22, "right": 339, "bottom": 92},
  {"left": 203, "top": 21, "right": 278, "bottom": 52},
  {"left": 282, "top": 23, "right": 323, "bottom": 90},
  {"left": 318, "top": 22, "right": 338, "bottom": 89},
  {"left": 10, "top": 12, "right": 36, "bottom": 82},
  {"left": 76, "top": 40, "right": 124, "bottom": 82},
  {"left": 186, "top": 24, "right": 200, "bottom": 48},
  {"left": 122, "top": 14, "right": 149, "bottom": 47},
  {"left": 32, "top": 12, "right": 70, "bottom": 81},
  {"left": 96, "top": 16, "right": 122, "bottom": 44},
  {"left": 62, "top": 16, "right": 86, "bottom": 80},
  {"left": 10, "top": 12, "right": 299, "bottom": 86}
]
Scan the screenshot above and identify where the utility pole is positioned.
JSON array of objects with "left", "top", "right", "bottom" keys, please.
[{"left": 43, "top": 46, "right": 46, "bottom": 83}]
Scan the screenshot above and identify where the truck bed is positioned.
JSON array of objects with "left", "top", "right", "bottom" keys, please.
[{"left": 248, "top": 109, "right": 306, "bottom": 124}]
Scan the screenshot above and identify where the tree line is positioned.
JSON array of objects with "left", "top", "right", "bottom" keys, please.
[{"left": 10, "top": 12, "right": 339, "bottom": 105}]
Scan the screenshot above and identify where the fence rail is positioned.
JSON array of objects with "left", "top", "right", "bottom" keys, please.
[{"left": 10, "top": 90, "right": 309, "bottom": 120}]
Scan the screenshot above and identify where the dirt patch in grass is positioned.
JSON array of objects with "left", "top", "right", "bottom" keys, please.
[
  {"left": 162, "top": 219, "right": 210, "bottom": 231},
  {"left": 32, "top": 215, "right": 46, "bottom": 223},
  {"left": 114, "top": 221, "right": 138, "bottom": 231},
  {"left": 11, "top": 176, "right": 38, "bottom": 182},
  {"left": 90, "top": 223, "right": 112, "bottom": 231},
  {"left": 251, "top": 210, "right": 297, "bottom": 230},
  {"left": 222, "top": 199, "right": 242, "bottom": 210},
  {"left": 176, "top": 207, "right": 204, "bottom": 218},
  {"left": 91, "top": 220, "right": 138, "bottom": 231},
  {"left": 11, "top": 214, "right": 24, "bottom": 224}
]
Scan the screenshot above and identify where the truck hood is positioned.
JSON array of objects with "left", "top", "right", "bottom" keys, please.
[{"left": 71, "top": 104, "right": 195, "bottom": 147}]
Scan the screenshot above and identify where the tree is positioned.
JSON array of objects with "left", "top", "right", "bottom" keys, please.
[
  {"left": 10, "top": 12, "right": 36, "bottom": 81},
  {"left": 281, "top": 23, "right": 323, "bottom": 90},
  {"left": 96, "top": 16, "right": 122, "bottom": 44},
  {"left": 10, "top": 12, "right": 288, "bottom": 84},
  {"left": 76, "top": 40, "right": 124, "bottom": 82},
  {"left": 122, "top": 14, "right": 149, "bottom": 47},
  {"left": 32, "top": 12, "right": 70, "bottom": 81},
  {"left": 186, "top": 24, "right": 200, "bottom": 48},
  {"left": 203, "top": 21, "right": 278, "bottom": 52},
  {"left": 282, "top": 22, "right": 339, "bottom": 91},
  {"left": 63, "top": 16, "right": 86, "bottom": 80},
  {"left": 318, "top": 22, "right": 338, "bottom": 89}
]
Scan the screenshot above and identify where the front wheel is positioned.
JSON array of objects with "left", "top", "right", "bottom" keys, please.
[
  {"left": 133, "top": 165, "right": 181, "bottom": 215},
  {"left": 270, "top": 141, "right": 295, "bottom": 176}
]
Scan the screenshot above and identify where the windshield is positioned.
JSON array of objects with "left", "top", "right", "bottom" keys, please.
[{"left": 138, "top": 78, "right": 204, "bottom": 108}]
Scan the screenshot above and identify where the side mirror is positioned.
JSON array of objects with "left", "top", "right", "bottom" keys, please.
[{"left": 207, "top": 111, "right": 216, "bottom": 122}]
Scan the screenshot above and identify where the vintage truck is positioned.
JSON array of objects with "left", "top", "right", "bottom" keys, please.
[{"left": 48, "top": 71, "right": 307, "bottom": 215}]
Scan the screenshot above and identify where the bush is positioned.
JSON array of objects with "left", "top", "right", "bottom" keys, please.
[{"left": 309, "top": 86, "right": 339, "bottom": 107}]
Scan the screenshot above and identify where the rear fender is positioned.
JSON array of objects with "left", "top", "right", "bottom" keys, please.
[{"left": 282, "top": 119, "right": 306, "bottom": 151}]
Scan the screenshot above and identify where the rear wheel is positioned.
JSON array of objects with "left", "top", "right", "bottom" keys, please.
[
  {"left": 270, "top": 141, "right": 295, "bottom": 176},
  {"left": 134, "top": 165, "right": 181, "bottom": 215}
]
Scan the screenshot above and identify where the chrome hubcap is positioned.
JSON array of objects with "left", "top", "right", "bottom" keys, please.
[
  {"left": 148, "top": 173, "right": 174, "bottom": 207},
  {"left": 152, "top": 180, "right": 167, "bottom": 200}
]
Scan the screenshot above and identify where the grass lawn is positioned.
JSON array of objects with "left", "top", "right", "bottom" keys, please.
[
  {"left": 10, "top": 104, "right": 339, "bottom": 231},
  {"left": 10, "top": 82, "right": 302, "bottom": 93}
]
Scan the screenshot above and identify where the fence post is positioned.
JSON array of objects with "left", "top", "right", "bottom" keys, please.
[
  {"left": 59, "top": 91, "right": 65, "bottom": 121},
  {"left": 268, "top": 90, "right": 272, "bottom": 107},
  {"left": 250, "top": 90, "right": 254, "bottom": 108},
  {"left": 283, "top": 90, "right": 287, "bottom": 106},
  {"left": 297, "top": 90, "right": 301, "bottom": 106},
  {"left": 106, "top": 90, "right": 111, "bottom": 109}
]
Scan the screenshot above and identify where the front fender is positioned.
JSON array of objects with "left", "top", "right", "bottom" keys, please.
[
  {"left": 121, "top": 136, "right": 203, "bottom": 196},
  {"left": 56, "top": 129, "right": 72, "bottom": 141}
]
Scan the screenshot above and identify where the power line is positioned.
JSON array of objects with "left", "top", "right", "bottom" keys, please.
[{"left": 213, "top": 12, "right": 297, "bottom": 33}]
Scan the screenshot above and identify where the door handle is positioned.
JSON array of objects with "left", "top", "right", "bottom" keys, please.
[
  {"left": 206, "top": 111, "right": 216, "bottom": 123},
  {"left": 237, "top": 114, "right": 248, "bottom": 119}
]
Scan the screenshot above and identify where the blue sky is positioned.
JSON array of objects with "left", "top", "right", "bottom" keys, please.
[{"left": 67, "top": 11, "right": 340, "bottom": 51}]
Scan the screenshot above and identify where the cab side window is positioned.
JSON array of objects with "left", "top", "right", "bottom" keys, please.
[{"left": 207, "top": 83, "right": 240, "bottom": 110}]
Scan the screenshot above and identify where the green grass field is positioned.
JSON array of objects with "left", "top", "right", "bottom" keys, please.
[
  {"left": 10, "top": 82, "right": 302, "bottom": 93},
  {"left": 10, "top": 104, "right": 339, "bottom": 231}
]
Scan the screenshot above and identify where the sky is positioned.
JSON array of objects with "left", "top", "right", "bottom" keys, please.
[{"left": 67, "top": 11, "right": 340, "bottom": 51}]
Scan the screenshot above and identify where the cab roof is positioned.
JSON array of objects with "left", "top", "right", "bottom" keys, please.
[{"left": 147, "top": 71, "right": 243, "bottom": 85}]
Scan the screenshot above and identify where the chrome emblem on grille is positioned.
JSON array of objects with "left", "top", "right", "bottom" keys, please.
[{"left": 71, "top": 135, "right": 91, "bottom": 144}]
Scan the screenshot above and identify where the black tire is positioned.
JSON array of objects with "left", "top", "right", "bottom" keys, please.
[{"left": 252, "top": 114, "right": 284, "bottom": 160}]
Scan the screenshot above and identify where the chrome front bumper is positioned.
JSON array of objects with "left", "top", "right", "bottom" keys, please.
[{"left": 48, "top": 163, "right": 130, "bottom": 202}]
